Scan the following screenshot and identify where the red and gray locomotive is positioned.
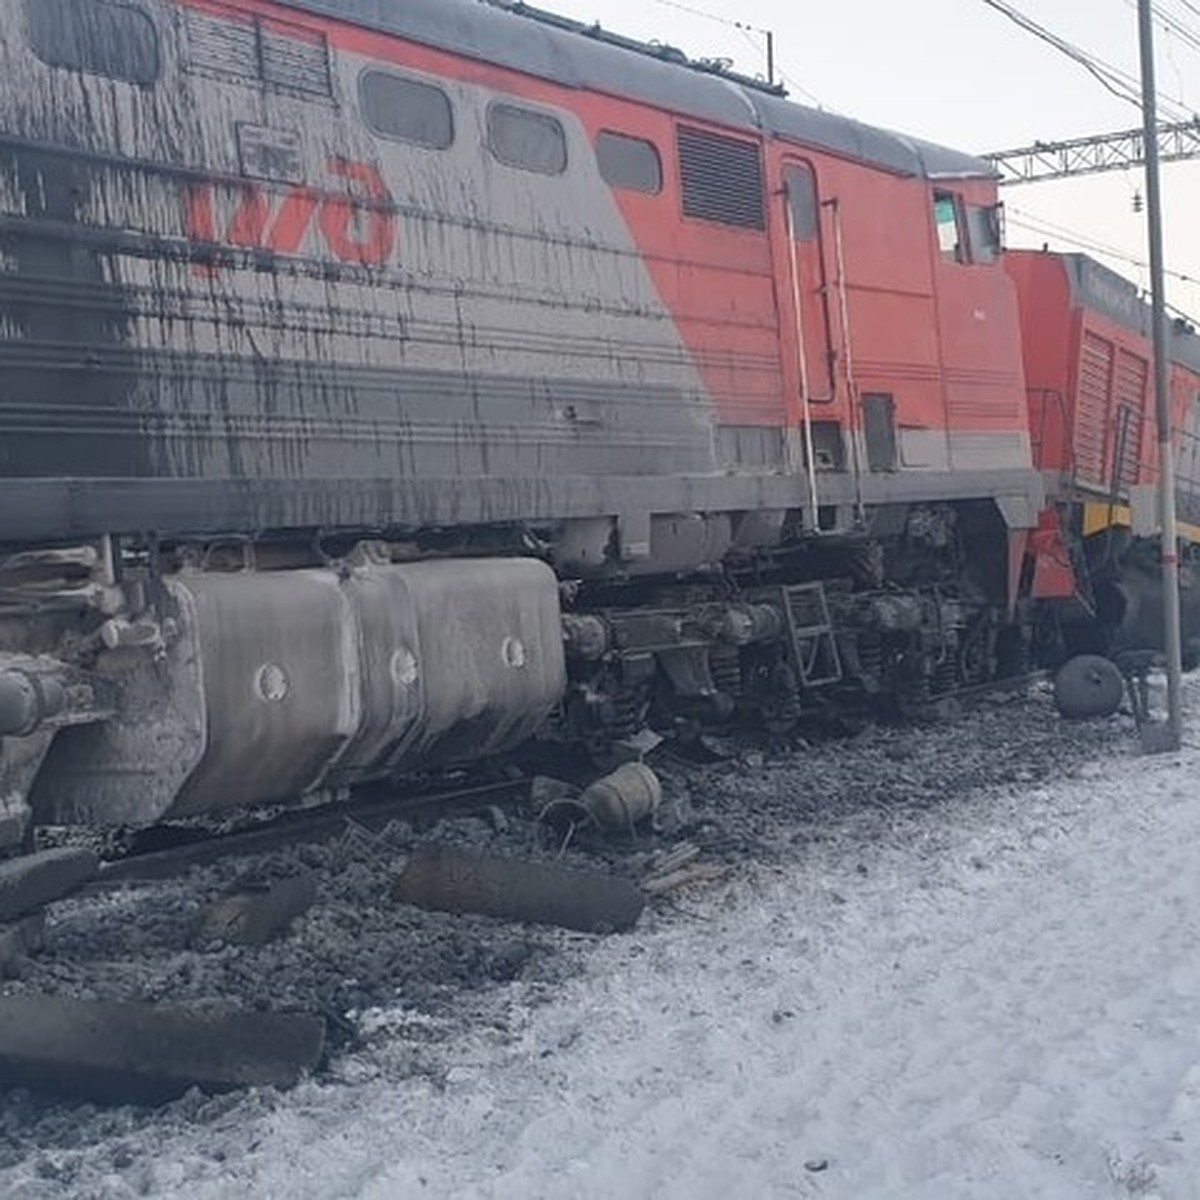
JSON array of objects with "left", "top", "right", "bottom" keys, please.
[{"left": 0, "top": 0, "right": 1194, "bottom": 850}]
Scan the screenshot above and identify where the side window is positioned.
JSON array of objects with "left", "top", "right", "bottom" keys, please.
[
  {"left": 27, "top": 0, "right": 160, "bottom": 87},
  {"left": 487, "top": 104, "right": 568, "bottom": 175},
  {"left": 965, "top": 202, "right": 1002, "bottom": 264},
  {"left": 677, "top": 125, "right": 765, "bottom": 231},
  {"left": 933, "top": 191, "right": 964, "bottom": 263},
  {"left": 784, "top": 163, "right": 819, "bottom": 240},
  {"left": 596, "top": 131, "right": 662, "bottom": 194},
  {"left": 360, "top": 71, "right": 454, "bottom": 150}
]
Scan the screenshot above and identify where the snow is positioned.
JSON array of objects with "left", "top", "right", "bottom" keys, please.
[{"left": 6, "top": 695, "right": 1200, "bottom": 1198}]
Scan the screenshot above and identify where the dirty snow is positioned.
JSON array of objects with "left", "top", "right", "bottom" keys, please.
[{"left": 5, "top": 686, "right": 1200, "bottom": 1199}]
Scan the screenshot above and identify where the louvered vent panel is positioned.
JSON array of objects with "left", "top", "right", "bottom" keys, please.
[
  {"left": 677, "top": 125, "right": 765, "bottom": 230},
  {"left": 1074, "top": 331, "right": 1112, "bottom": 484},
  {"left": 185, "top": 7, "right": 332, "bottom": 97},
  {"left": 185, "top": 8, "right": 259, "bottom": 80},
  {"left": 261, "top": 26, "right": 332, "bottom": 96},
  {"left": 1113, "top": 349, "right": 1148, "bottom": 487}
]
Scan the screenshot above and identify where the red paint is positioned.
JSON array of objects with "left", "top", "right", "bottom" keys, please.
[
  {"left": 317, "top": 159, "right": 397, "bottom": 266},
  {"left": 1007, "top": 249, "right": 1200, "bottom": 489},
  {"left": 168, "top": 0, "right": 1031, "bottom": 443},
  {"left": 1028, "top": 510, "right": 1077, "bottom": 601},
  {"left": 184, "top": 160, "right": 396, "bottom": 270}
]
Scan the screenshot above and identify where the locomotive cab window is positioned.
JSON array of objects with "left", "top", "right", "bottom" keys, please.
[
  {"left": 26, "top": 0, "right": 160, "bottom": 86},
  {"left": 784, "top": 162, "right": 819, "bottom": 240},
  {"left": 487, "top": 104, "right": 568, "bottom": 175},
  {"left": 933, "top": 191, "right": 964, "bottom": 263},
  {"left": 360, "top": 71, "right": 454, "bottom": 150},
  {"left": 965, "top": 202, "right": 1002, "bottom": 264},
  {"left": 596, "top": 131, "right": 662, "bottom": 194}
]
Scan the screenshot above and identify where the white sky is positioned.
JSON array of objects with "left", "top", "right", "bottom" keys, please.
[{"left": 543, "top": 0, "right": 1200, "bottom": 318}]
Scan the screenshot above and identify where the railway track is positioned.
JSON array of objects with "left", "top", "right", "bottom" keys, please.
[
  {"left": 58, "top": 665, "right": 1052, "bottom": 890},
  {"left": 86, "top": 776, "right": 532, "bottom": 889},
  {"left": 0, "top": 674, "right": 1132, "bottom": 1112}
]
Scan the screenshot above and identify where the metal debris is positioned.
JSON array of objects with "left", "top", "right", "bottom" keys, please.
[
  {"left": 580, "top": 762, "right": 662, "bottom": 830},
  {"left": 394, "top": 845, "right": 645, "bottom": 933},
  {"left": 0, "top": 994, "right": 325, "bottom": 1105},
  {"left": 0, "top": 847, "right": 98, "bottom": 922}
]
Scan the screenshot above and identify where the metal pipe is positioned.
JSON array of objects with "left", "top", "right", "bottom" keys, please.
[
  {"left": 1138, "top": 0, "right": 1184, "bottom": 748},
  {"left": 784, "top": 181, "right": 821, "bottom": 522},
  {"left": 827, "top": 199, "right": 865, "bottom": 524}
]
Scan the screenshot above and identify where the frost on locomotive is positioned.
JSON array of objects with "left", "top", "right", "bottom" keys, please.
[{"left": 0, "top": 0, "right": 1190, "bottom": 849}]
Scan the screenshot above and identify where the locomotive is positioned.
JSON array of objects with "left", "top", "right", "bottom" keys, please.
[{"left": 0, "top": 0, "right": 1194, "bottom": 851}]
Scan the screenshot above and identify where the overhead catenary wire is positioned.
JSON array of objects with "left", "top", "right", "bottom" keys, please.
[
  {"left": 1006, "top": 206, "right": 1199, "bottom": 295},
  {"left": 1151, "top": 1, "right": 1200, "bottom": 51},
  {"left": 1157, "top": 0, "right": 1200, "bottom": 39},
  {"left": 979, "top": 0, "right": 1196, "bottom": 122}
]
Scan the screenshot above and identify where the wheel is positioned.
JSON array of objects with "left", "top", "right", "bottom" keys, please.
[{"left": 1052, "top": 654, "right": 1124, "bottom": 720}]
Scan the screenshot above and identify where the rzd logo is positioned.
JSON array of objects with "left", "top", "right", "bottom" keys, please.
[{"left": 185, "top": 158, "right": 396, "bottom": 272}]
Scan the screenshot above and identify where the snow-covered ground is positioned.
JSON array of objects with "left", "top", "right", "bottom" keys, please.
[{"left": 5, "top": 690, "right": 1200, "bottom": 1199}]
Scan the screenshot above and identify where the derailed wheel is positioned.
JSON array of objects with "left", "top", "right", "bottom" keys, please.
[{"left": 1053, "top": 654, "right": 1125, "bottom": 720}]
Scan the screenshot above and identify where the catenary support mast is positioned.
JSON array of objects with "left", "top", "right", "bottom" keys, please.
[{"left": 1137, "top": 0, "right": 1184, "bottom": 748}]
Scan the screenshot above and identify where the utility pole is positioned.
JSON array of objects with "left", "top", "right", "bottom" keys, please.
[{"left": 1137, "top": 0, "right": 1184, "bottom": 748}]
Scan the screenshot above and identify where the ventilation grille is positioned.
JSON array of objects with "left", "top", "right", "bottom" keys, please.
[
  {"left": 186, "top": 7, "right": 332, "bottom": 98},
  {"left": 1112, "top": 349, "right": 1147, "bottom": 487},
  {"left": 1075, "top": 331, "right": 1112, "bottom": 484},
  {"left": 677, "top": 125, "right": 765, "bottom": 230}
]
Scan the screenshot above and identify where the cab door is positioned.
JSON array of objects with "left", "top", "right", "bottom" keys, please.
[{"left": 780, "top": 158, "right": 835, "bottom": 406}]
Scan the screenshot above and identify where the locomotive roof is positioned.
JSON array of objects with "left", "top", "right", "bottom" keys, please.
[
  {"left": 1064, "top": 254, "right": 1200, "bottom": 376},
  {"left": 278, "top": 0, "right": 997, "bottom": 182}
]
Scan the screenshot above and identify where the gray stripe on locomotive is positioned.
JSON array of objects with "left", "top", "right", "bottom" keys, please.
[{"left": 0, "top": 0, "right": 1038, "bottom": 557}]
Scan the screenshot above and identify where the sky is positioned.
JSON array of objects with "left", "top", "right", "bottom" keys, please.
[{"left": 541, "top": 0, "right": 1200, "bottom": 319}]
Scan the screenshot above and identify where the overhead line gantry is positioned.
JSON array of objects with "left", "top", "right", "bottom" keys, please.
[{"left": 984, "top": 118, "right": 1200, "bottom": 184}]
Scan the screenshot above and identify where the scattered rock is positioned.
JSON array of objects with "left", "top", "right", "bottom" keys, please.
[
  {"left": 0, "top": 911, "right": 45, "bottom": 977},
  {"left": 195, "top": 872, "right": 318, "bottom": 948}
]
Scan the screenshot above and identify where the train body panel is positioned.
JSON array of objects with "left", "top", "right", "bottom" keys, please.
[
  {"left": 1006, "top": 249, "right": 1200, "bottom": 656},
  {"left": 1008, "top": 250, "right": 1200, "bottom": 516},
  {"left": 0, "top": 0, "right": 1040, "bottom": 557},
  {"left": 0, "top": 0, "right": 1130, "bottom": 851}
]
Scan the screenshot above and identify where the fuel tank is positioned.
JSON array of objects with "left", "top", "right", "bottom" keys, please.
[{"left": 31, "top": 558, "right": 565, "bottom": 827}]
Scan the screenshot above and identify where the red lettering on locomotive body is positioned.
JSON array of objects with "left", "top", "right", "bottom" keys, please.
[
  {"left": 319, "top": 159, "right": 397, "bottom": 266},
  {"left": 184, "top": 159, "right": 396, "bottom": 270}
]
